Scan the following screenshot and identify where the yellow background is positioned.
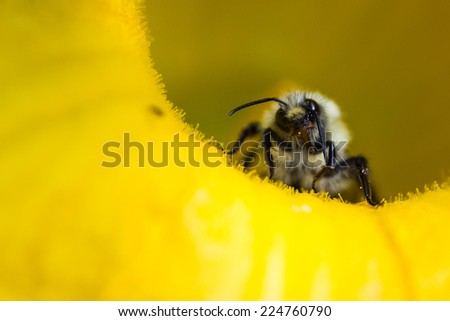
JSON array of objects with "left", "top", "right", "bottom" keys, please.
[{"left": 146, "top": 0, "right": 450, "bottom": 199}]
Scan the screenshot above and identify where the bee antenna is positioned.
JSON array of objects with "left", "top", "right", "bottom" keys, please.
[
  {"left": 228, "top": 97, "right": 289, "bottom": 116},
  {"left": 305, "top": 98, "right": 327, "bottom": 162},
  {"left": 315, "top": 117, "right": 327, "bottom": 162}
]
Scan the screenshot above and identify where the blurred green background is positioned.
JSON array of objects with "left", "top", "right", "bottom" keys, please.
[{"left": 146, "top": 0, "right": 450, "bottom": 199}]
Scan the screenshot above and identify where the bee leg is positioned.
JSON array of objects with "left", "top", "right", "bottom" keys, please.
[
  {"left": 240, "top": 150, "right": 258, "bottom": 168},
  {"left": 312, "top": 150, "right": 382, "bottom": 206},
  {"left": 342, "top": 156, "right": 383, "bottom": 206},
  {"left": 263, "top": 128, "right": 275, "bottom": 178},
  {"left": 312, "top": 141, "right": 336, "bottom": 191},
  {"left": 228, "top": 122, "right": 260, "bottom": 155}
]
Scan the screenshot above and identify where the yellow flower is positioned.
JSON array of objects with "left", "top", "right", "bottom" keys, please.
[{"left": 0, "top": 0, "right": 449, "bottom": 300}]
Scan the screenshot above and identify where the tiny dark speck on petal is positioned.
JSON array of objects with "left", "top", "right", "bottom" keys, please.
[{"left": 149, "top": 105, "right": 164, "bottom": 117}]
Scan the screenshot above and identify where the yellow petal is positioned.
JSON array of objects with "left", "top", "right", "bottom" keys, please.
[{"left": 0, "top": 0, "right": 449, "bottom": 300}]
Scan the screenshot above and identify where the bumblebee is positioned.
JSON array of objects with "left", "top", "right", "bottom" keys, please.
[{"left": 228, "top": 90, "right": 382, "bottom": 206}]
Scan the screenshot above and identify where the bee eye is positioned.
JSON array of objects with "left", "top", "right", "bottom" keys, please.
[
  {"left": 275, "top": 108, "right": 290, "bottom": 131},
  {"left": 304, "top": 99, "right": 319, "bottom": 113}
]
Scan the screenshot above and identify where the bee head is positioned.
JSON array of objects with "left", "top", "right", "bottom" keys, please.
[
  {"left": 275, "top": 98, "right": 321, "bottom": 141},
  {"left": 229, "top": 92, "right": 327, "bottom": 155}
]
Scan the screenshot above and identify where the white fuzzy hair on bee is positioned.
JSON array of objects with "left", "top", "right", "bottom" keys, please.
[{"left": 228, "top": 90, "right": 382, "bottom": 206}]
